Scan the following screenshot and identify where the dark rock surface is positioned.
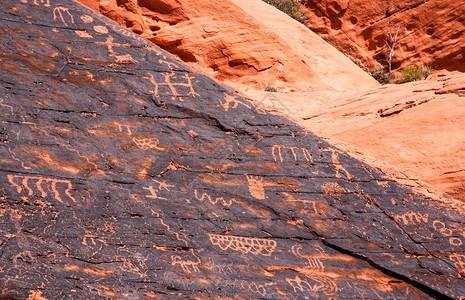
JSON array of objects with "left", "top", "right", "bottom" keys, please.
[{"left": 0, "top": 0, "right": 464, "bottom": 298}]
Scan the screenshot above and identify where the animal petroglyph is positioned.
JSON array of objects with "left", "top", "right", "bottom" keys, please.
[
  {"left": 53, "top": 7, "right": 74, "bottom": 27},
  {"left": 208, "top": 234, "right": 276, "bottom": 256},
  {"left": 144, "top": 72, "right": 199, "bottom": 102},
  {"left": 133, "top": 137, "right": 164, "bottom": 151},
  {"left": 394, "top": 212, "right": 428, "bottom": 225},
  {"left": 246, "top": 175, "right": 265, "bottom": 200},
  {"left": 171, "top": 255, "right": 200, "bottom": 273},
  {"left": 271, "top": 145, "right": 313, "bottom": 163},
  {"left": 291, "top": 245, "right": 325, "bottom": 271},
  {"left": 218, "top": 93, "right": 252, "bottom": 111},
  {"left": 286, "top": 275, "right": 337, "bottom": 295},
  {"left": 8, "top": 175, "right": 77, "bottom": 204},
  {"left": 103, "top": 36, "right": 138, "bottom": 64},
  {"left": 194, "top": 190, "right": 233, "bottom": 207}
]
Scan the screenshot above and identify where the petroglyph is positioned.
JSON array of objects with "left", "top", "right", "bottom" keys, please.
[
  {"left": 80, "top": 15, "right": 94, "bottom": 23},
  {"left": 271, "top": 145, "right": 313, "bottom": 163},
  {"left": 117, "top": 124, "right": 132, "bottom": 135},
  {"left": 208, "top": 234, "right": 276, "bottom": 256},
  {"left": 93, "top": 25, "right": 109, "bottom": 34},
  {"left": 144, "top": 72, "right": 199, "bottom": 102},
  {"left": 217, "top": 93, "right": 252, "bottom": 111},
  {"left": 394, "top": 212, "right": 428, "bottom": 225},
  {"left": 103, "top": 36, "right": 138, "bottom": 64},
  {"left": 7, "top": 175, "right": 77, "bottom": 204},
  {"left": 433, "top": 220, "right": 453, "bottom": 237},
  {"left": 288, "top": 199, "right": 318, "bottom": 215},
  {"left": 171, "top": 255, "right": 200, "bottom": 273},
  {"left": 246, "top": 175, "right": 265, "bottom": 200},
  {"left": 322, "top": 147, "right": 352, "bottom": 180},
  {"left": 133, "top": 137, "right": 164, "bottom": 151},
  {"left": 53, "top": 7, "right": 75, "bottom": 27},
  {"left": 143, "top": 180, "right": 173, "bottom": 201},
  {"left": 222, "top": 280, "right": 276, "bottom": 297},
  {"left": 286, "top": 275, "right": 337, "bottom": 295},
  {"left": 194, "top": 190, "right": 233, "bottom": 207},
  {"left": 292, "top": 245, "right": 325, "bottom": 271},
  {"left": 449, "top": 254, "right": 465, "bottom": 275},
  {"left": 33, "top": 0, "right": 50, "bottom": 6}
]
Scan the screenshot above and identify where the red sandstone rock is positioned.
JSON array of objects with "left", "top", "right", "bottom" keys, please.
[
  {"left": 301, "top": 0, "right": 465, "bottom": 72},
  {"left": 246, "top": 73, "right": 465, "bottom": 201},
  {"left": 76, "top": 0, "right": 379, "bottom": 92}
]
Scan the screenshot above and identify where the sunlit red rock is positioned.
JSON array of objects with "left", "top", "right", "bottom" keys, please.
[
  {"left": 77, "top": 0, "right": 379, "bottom": 92},
  {"left": 301, "top": 0, "right": 465, "bottom": 72}
]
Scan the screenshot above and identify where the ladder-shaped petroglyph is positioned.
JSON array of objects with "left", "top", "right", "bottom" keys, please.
[
  {"left": 53, "top": 7, "right": 74, "bottom": 27},
  {"left": 271, "top": 145, "right": 313, "bottom": 163},
  {"left": 194, "top": 190, "right": 234, "bottom": 207},
  {"left": 133, "top": 137, "right": 164, "bottom": 151},
  {"left": 394, "top": 212, "right": 428, "bottom": 225},
  {"left": 7, "top": 175, "right": 78, "bottom": 204},
  {"left": 286, "top": 275, "right": 337, "bottom": 295},
  {"left": 208, "top": 234, "right": 276, "bottom": 256},
  {"left": 144, "top": 71, "right": 199, "bottom": 102},
  {"left": 246, "top": 175, "right": 266, "bottom": 200},
  {"left": 143, "top": 180, "right": 173, "bottom": 201},
  {"left": 171, "top": 255, "right": 200, "bottom": 273}
]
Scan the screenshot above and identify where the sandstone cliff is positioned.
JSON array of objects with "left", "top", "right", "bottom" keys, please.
[
  {"left": 76, "top": 0, "right": 379, "bottom": 92},
  {"left": 301, "top": 0, "right": 465, "bottom": 72}
]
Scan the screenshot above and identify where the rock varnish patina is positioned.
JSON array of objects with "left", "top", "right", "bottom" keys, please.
[{"left": 0, "top": 0, "right": 464, "bottom": 298}]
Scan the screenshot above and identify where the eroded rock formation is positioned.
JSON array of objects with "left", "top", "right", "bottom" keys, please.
[
  {"left": 251, "top": 73, "right": 465, "bottom": 202},
  {"left": 301, "top": 0, "right": 465, "bottom": 72},
  {"left": 0, "top": 0, "right": 465, "bottom": 299},
  {"left": 76, "top": 0, "right": 379, "bottom": 92}
]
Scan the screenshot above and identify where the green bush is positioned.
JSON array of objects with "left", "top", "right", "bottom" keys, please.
[
  {"left": 264, "top": 0, "right": 304, "bottom": 21},
  {"left": 401, "top": 64, "right": 432, "bottom": 83},
  {"left": 264, "top": 85, "right": 278, "bottom": 92},
  {"left": 401, "top": 65, "right": 422, "bottom": 82}
]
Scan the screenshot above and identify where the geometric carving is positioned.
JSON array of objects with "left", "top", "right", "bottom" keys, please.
[
  {"left": 144, "top": 72, "right": 199, "bottom": 102},
  {"left": 194, "top": 190, "right": 233, "bottom": 207},
  {"left": 171, "top": 255, "right": 200, "bottom": 273},
  {"left": 208, "top": 234, "right": 276, "bottom": 256},
  {"left": 7, "top": 175, "right": 77, "bottom": 204},
  {"left": 133, "top": 137, "right": 164, "bottom": 151}
]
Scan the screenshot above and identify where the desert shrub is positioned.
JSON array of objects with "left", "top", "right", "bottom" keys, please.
[
  {"left": 263, "top": 0, "right": 304, "bottom": 21},
  {"left": 401, "top": 65, "right": 422, "bottom": 82},
  {"left": 264, "top": 85, "right": 278, "bottom": 92},
  {"left": 420, "top": 64, "right": 433, "bottom": 79},
  {"left": 371, "top": 67, "right": 390, "bottom": 84}
]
